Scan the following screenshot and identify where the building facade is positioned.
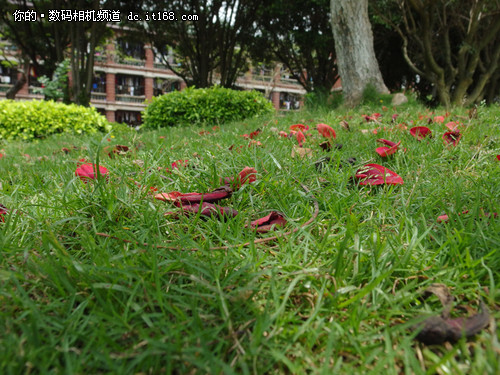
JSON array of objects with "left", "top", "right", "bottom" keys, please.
[{"left": 1, "top": 37, "right": 334, "bottom": 125}]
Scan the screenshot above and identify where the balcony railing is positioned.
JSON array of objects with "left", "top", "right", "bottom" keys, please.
[
  {"left": 116, "top": 56, "right": 145, "bottom": 67},
  {"left": 90, "top": 92, "right": 106, "bottom": 101},
  {"left": 115, "top": 85, "right": 144, "bottom": 96},
  {"left": 116, "top": 94, "right": 146, "bottom": 103}
]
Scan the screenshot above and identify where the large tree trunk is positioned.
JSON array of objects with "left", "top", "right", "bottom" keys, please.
[
  {"left": 5, "top": 69, "right": 27, "bottom": 100},
  {"left": 330, "top": 0, "right": 389, "bottom": 107}
]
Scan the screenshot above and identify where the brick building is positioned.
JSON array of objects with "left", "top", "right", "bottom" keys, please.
[{"left": 1, "top": 35, "right": 340, "bottom": 125}]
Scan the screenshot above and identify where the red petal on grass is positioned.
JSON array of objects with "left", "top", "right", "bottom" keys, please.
[
  {"left": 167, "top": 202, "right": 238, "bottom": 219},
  {"left": 443, "top": 131, "right": 461, "bottom": 146},
  {"left": 317, "top": 123, "right": 336, "bottom": 139},
  {"left": 497, "top": 155, "right": 500, "bottom": 161},
  {"left": 377, "top": 139, "right": 398, "bottom": 147},
  {"left": 75, "top": 161, "right": 108, "bottom": 182},
  {"left": 248, "top": 140, "right": 262, "bottom": 147},
  {"left": 279, "top": 131, "right": 288, "bottom": 138},
  {"left": 295, "top": 130, "right": 305, "bottom": 146},
  {"left": 171, "top": 159, "right": 188, "bottom": 169},
  {"left": 238, "top": 167, "right": 257, "bottom": 185},
  {"left": 434, "top": 116, "right": 445, "bottom": 123},
  {"left": 155, "top": 187, "right": 232, "bottom": 204},
  {"left": 392, "top": 114, "right": 399, "bottom": 122},
  {"left": 354, "top": 163, "right": 404, "bottom": 185},
  {"left": 249, "top": 211, "right": 287, "bottom": 233},
  {"left": 375, "top": 139, "right": 401, "bottom": 157},
  {"left": 410, "top": 126, "right": 432, "bottom": 140},
  {"left": 437, "top": 209, "right": 497, "bottom": 223},
  {"left": 242, "top": 129, "right": 261, "bottom": 139},
  {"left": 362, "top": 113, "right": 381, "bottom": 122},
  {"left": 445, "top": 121, "right": 459, "bottom": 131},
  {"left": 0, "top": 204, "right": 8, "bottom": 222},
  {"left": 290, "top": 123, "right": 309, "bottom": 131}
]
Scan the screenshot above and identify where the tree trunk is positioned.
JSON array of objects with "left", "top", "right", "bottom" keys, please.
[
  {"left": 330, "top": 0, "right": 389, "bottom": 107},
  {"left": 5, "top": 68, "right": 27, "bottom": 100}
]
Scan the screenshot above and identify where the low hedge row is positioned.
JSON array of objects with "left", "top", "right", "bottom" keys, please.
[
  {"left": 0, "top": 100, "right": 111, "bottom": 141},
  {"left": 142, "top": 86, "right": 274, "bottom": 128}
]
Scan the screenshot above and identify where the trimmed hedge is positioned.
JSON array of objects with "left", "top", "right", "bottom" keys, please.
[
  {"left": 142, "top": 86, "right": 275, "bottom": 128},
  {"left": 0, "top": 100, "right": 111, "bottom": 141}
]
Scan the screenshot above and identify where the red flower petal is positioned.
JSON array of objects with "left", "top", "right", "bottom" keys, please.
[
  {"left": 279, "top": 131, "right": 288, "bottom": 138},
  {"left": 354, "top": 163, "right": 404, "bottom": 185},
  {"left": 295, "top": 130, "right": 305, "bottom": 147},
  {"left": 0, "top": 203, "right": 8, "bottom": 222},
  {"left": 377, "top": 139, "right": 398, "bottom": 147},
  {"left": 497, "top": 155, "right": 500, "bottom": 161},
  {"left": 75, "top": 161, "right": 108, "bottom": 182},
  {"left": 434, "top": 116, "right": 445, "bottom": 123},
  {"left": 249, "top": 211, "right": 287, "bottom": 233},
  {"left": 316, "top": 123, "right": 336, "bottom": 139},
  {"left": 442, "top": 131, "right": 461, "bottom": 146},
  {"left": 242, "top": 129, "right": 261, "bottom": 139},
  {"left": 445, "top": 121, "right": 459, "bottom": 131},
  {"left": 238, "top": 167, "right": 257, "bottom": 185},
  {"left": 169, "top": 202, "right": 238, "bottom": 219},
  {"left": 375, "top": 140, "right": 401, "bottom": 157},
  {"left": 155, "top": 187, "right": 232, "bottom": 205},
  {"left": 410, "top": 126, "right": 432, "bottom": 140},
  {"left": 290, "top": 123, "right": 309, "bottom": 131}
]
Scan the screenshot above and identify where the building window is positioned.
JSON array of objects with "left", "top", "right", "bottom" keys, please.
[
  {"left": 116, "top": 110, "right": 142, "bottom": 126},
  {"left": 116, "top": 37, "right": 145, "bottom": 60},
  {"left": 280, "top": 93, "right": 301, "bottom": 110},
  {"left": 116, "top": 74, "right": 144, "bottom": 96},
  {"left": 91, "top": 72, "right": 106, "bottom": 93},
  {"left": 153, "top": 78, "right": 180, "bottom": 96}
]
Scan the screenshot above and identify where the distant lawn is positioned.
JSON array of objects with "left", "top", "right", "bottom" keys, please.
[{"left": 0, "top": 102, "right": 499, "bottom": 374}]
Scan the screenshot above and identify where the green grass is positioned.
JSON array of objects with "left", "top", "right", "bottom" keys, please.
[{"left": 1, "top": 101, "right": 499, "bottom": 374}]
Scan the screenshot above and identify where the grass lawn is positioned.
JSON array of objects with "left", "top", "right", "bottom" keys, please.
[{"left": 0, "top": 101, "right": 499, "bottom": 374}]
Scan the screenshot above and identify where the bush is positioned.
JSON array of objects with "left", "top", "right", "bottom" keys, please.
[
  {"left": 142, "top": 86, "right": 275, "bottom": 128},
  {"left": 0, "top": 100, "right": 111, "bottom": 141}
]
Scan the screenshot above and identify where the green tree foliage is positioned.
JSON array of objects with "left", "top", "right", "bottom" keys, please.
[
  {"left": 125, "top": 0, "right": 265, "bottom": 89},
  {"left": 142, "top": 87, "right": 274, "bottom": 128},
  {"left": 253, "top": 0, "right": 338, "bottom": 94},
  {"left": 32, "top": 59, "right": 69, "bottom": 101}
]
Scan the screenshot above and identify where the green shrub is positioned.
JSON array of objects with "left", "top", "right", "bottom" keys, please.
[
  {"left": 0, "top": 100, "right": 111, "bottom": 141},
  {"left": 142, "top": 86, "right": 275, "bottom": 128}
]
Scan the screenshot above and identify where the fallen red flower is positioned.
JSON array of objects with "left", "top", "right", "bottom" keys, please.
[
  {"left": 445, "top": 121, "right": 460, "bottom": 131},
  {"left": 434, "top": 116, "right": 445, "bottom": 123},
  {"left": 290, "top": 123, "right": 309, "bottom": 131},
  {"left": 375, "top": 139, "right": 401, "bottom": 157},
  {"left": 295, "top": 130, "right": 305, "bottom": 147},
  {"left": 166, "top": 202, "right": 238, "bottom": 219},
  {"left": 0, "top": 203, "right": 8, "bottom": 222},
  {"left": 249, "top": 211, "right": 287, "bottom": 233},
  {"left": 362, "top": 113, "right": 382, "bottom": 122},
  {"left": 279, "top": 131, "right": 288, "bottom": 138},
  {"left": 437, "top": 210, "right": 497, "bottom": 223},
  {"left": 442, "top": 131, "right": 461, "bottom": 146},
  {"left": 497, "top": 155, "right": 500, "bottom": 161},
  {"left": 242, "top": 129, "right": 261, "bottom": 139},
  {"left": 155, "top": 185, "right": 232, "bottom": 205},
  {"left": 105, "top": 144, "right": 130, "bottom": 158},
  {"left": 354, "top": 163, "right": 404, "bottom": 185},
  {"left": 75, "top": 160, "right": 108, "bottom": 182},
  {"left": 316, "top": 123, "right": 336, "bottom": 140},
  {"left": 410, "top": 126, "right": 432, "bottom": 140}
]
